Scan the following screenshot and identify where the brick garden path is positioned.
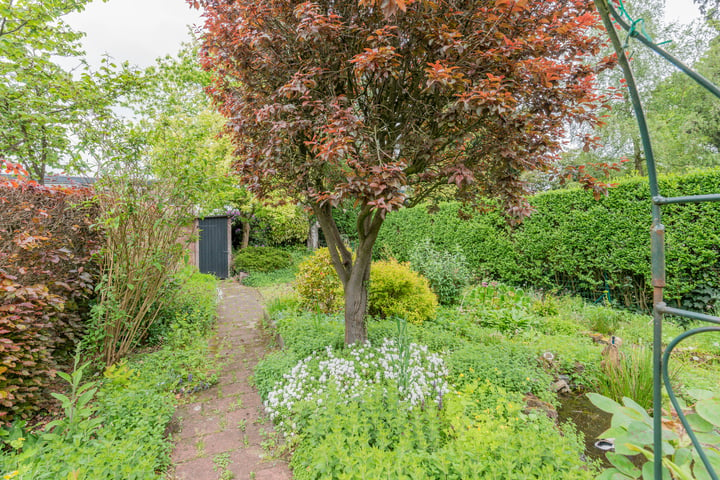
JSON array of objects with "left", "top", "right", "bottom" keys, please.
[{"left": 168, "top": 281, "right": 292, "bottom": 480}]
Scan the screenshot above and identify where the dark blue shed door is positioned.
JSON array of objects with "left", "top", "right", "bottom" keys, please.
[{"left": 198, "top": 217, "right": 229, "bottom": 278}]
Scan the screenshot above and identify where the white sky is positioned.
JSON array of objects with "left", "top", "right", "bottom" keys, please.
[
  {"left": 664, "top": 0, "right": 701, "bottom": 24},
  {"left": 66, "top": 0, "right": 701, "bottom": 70},
  {"left": 65, "top": 0, "right": 203, "bottom": 69}
]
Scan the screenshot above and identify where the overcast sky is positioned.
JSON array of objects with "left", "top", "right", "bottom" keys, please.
[
  {"left": 66, "top": 0, "right": 701, "bottom": 70},
  {"left": 65, "top": 0, "right": 202, "bottom": 69}
]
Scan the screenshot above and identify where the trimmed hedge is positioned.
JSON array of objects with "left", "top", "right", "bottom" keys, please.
[
  {"left": 376, "top": 170, "right": 720, "bottom": 311},
  {"left": 233, "top": 246, "right": 292, "bottom": 273}
]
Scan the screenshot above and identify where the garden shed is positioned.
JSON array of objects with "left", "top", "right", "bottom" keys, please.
[{"left": 189, "top": 215, "right": 232, "bottom": 279}]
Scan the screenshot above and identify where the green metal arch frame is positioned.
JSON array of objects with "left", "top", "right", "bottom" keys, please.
[{"left": 593, "top": 1, "right": 720, "bottom": 479}]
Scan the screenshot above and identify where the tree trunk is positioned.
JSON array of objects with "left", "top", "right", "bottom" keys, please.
[
  {"left": 632, "top": 134, "right": 644, "bottom": 176},
  {"left": 241, "top": 220, "right": 250, "bottom": 249},
  {"left": 343, "top": 257, "right": 370, "bottom": 344},
  {"left": 307, "top": 220, "right": 320, "bottom": 251},
  {"left": 313, "top": 203, "right": 385, "bottom": 345}
]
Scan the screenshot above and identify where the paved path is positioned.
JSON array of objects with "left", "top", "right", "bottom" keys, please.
[{"left": 168, "top": 281, "right": 292, "bottom": 480}]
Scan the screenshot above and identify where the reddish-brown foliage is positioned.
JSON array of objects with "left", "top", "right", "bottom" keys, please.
[
  {"left": 193, "top": 0, "right": 615, "bottom": 343},
  {"left": 0, "top": 161, "right": 101, "bottom": 422}
]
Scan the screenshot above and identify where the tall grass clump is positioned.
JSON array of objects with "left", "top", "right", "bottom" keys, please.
[{"left": 597, "top": 345, "right": 654, "bottom": 409}]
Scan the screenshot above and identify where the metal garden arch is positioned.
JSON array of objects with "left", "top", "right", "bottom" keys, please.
[{"left": 594, "top": 1, "right": 720, "bottom": 478}]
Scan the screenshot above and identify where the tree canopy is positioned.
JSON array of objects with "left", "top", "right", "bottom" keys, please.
[
  {"left": 0, "top": 0, "right": 141, "bottom": 183},
  {"left": 194, "top": 0, "right": 615, "bottom": 343}
]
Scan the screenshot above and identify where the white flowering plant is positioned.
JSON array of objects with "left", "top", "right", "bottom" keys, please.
[{"left": 264, "top": 339, "right": 449, "bottom": 435}]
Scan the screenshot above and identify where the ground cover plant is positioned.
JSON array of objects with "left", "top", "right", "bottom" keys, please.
[
  {"left": 0, "top": 269, "right": 220, "bottom": 479},
  {"left": 255, "top": 265, "right": 720, "bottom": 479}
]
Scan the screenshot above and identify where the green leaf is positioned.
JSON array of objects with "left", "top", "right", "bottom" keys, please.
[
  {"left": 641, "top": 461, "right": 653, "bottom": 480},
  {"left": 50, "top": 392, "right": 71, "bottom": 405},
  {"left": 625, "top": 421, "right": 653, "bottom": 446},
  {"left": 696, "top": 398, "right": 720, "bottom": 427},
  {"left": 673, "top": 447, "right": 692, "bottom": 467},
  {"left": 607, "top": 452, "right": 641, "bottom": 478},
  {"left": 685, "top": 389, "right": 715, "bottom": 401},
  {"left": 622, "top": 397, "right": 652, "bottom": 423},
  {"left": 77, "top": 387, "right": 97, "bottom": 409},
  {"left": 596, "top": 468, "right": 632, "bottom": 480},
  {"left": 685, "top": 413, "right": 714, "bottom": 433},
  {"left": 587, "top": 393, "right": 624, "bottom": 414},
  {"left": 57, "top": 371, "right": 72, "bottom": 383}
]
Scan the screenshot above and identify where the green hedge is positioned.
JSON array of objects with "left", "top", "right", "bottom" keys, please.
[{"left": 376, "top": 170, "right": 720, "bottom": 311}]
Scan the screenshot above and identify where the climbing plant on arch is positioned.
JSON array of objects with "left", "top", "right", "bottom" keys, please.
[{"left": 192, "top": 0, "right": 615, "bottom": 344}]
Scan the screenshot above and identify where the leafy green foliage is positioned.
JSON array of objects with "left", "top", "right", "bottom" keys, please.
[
  {"left": 295, "top": 248, "right": 345, "bottom": 314},
  {"left": 0, "top": 173, "right": 100, "bottom": 423},
  {"left": 275, "top": 311, "right": 345, "bottom": 359},
  {"left": 447, "top": 344, "right": 554, "bottom": 403},
  {"left": 368, "top": 259, "right": 438, "bottom": 325},
  {"left": 145, "top": 267, "right": 219, "bottom": 347},
  {"left": 462, "top": 283, "right": 539, "bottom": 334},
  {"left": 409, "top": 240, "right": 470, "bottom": 305},
  {"left": 0, "top": 0, "right": 142, "bottom": 182},
  {"left": 595, "top": 345, "right": 674, "bottom": 410},
  {"left": 249, "top": 204, "right": 309, "bottom": 247},
  {"left": 233, "top": 246, "right": 292, "bottom": 274},
  {"left": 588, "top": 390, "right": 720, "bottom": 480},
  {"left": 376, "top": 171, "right": 720, "bottom": 311},
  {"left": 84, "top": 165, "right": 197, "bottom": 366},
  {"left": 432, "top": 382, "right": 596, "bottom": 480},
  {"left": 0, "top": 270, "right": 219, "bottom": 479},
  {"left": 252, "top": 351, "right": 300, "bottom": 401},
  {"left": 288, "top": 378, "right": 595, "bottom": 480}
]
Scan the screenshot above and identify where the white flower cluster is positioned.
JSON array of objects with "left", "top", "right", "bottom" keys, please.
[{"left": 265, "top": 339, "right": 449, "bottom": 433}]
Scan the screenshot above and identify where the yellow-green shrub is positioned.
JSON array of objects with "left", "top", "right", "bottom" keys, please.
[
  {"left": 295, "top": 248, "right": 344, "bottom": 313},
  {"left": 368, "top": 260, "right": 438, "bottom": 324}
]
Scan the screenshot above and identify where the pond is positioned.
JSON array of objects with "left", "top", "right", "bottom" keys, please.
[{"left": 557, "top": 393, "right": 613, "bottom": 468}]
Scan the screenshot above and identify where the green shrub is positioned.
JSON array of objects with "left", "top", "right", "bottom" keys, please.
[
  {"left": 376, "top": 170, "right": 720, "bottom": 312},
  {"left": 409, "top": 239, "right": 471, "bottom": 305},
  {"left": 233, "top": 246, "right": 292, "bottom": 273},
  {"left": 242, "top": 247, "right": 310, "bottom": 288},
  {"left": 432, "top": 382, "right": 596, "bottom": 480},
  {"left": 146, "top": 268, "right": 218, "bottom": 345},
  {"left": 289, "top": 386, "right": 443, "bottom": 480},
  {"left": 266, "top": 293, "right": 302, "bottom": 319},
  {"left": 368, "top": 259, "right": 438, "bottom": 325},
  {"left": 250, "top": 203, "right": 308, "bottom": 246},
  {"left": 463, "top": 283, "right": 538, "bottom": 334},
  {"left": 580, "top": 303, "right": 632, "bottom": 336},
  {"left": 0, "top": 180, "right": 100, "bottom": 424},
  {"left": 294, "top": 247, "right": 345, "bottom": 313}
]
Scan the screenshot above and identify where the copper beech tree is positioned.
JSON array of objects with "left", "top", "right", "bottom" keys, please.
[{"left": 192, "top": 0, "right": 614, "bottom": 344}]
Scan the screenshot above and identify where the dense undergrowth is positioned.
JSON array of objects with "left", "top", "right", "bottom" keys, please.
[
  {"left": 254, "top": 275, "right": 720, "bottom": 479},
  {"left": 0, "top": 269, "right": 219, "bottom": 479}
]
